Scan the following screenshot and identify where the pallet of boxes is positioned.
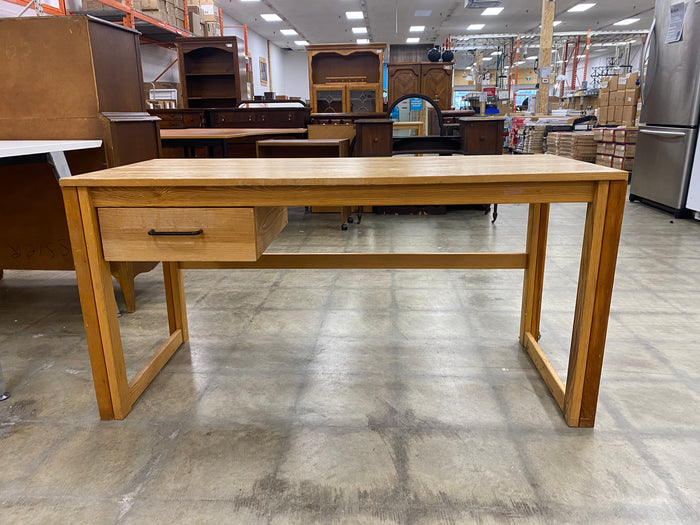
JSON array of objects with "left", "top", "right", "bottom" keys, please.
[
  {"left": 188, "top": 0, "right": 221, "bottom": 36},
  {"left": 594, "top": 126, "right": 638, "bottom": 174},
  {"left": 596, "top": 71, "right": 640, "bottom": 127}
]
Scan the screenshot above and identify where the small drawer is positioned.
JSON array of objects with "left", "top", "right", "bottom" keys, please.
[{"left": 98, "top": 207, "right": 287, "bottom": 262}]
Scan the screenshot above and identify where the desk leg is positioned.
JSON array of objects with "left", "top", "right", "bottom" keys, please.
[
  {"left": 163, "top": 262, "right": 189, "bottom": 342},
  {"left": 565, "top": 180, "right": 625, "bottom": 427},
  {"left": 520, "top": 203, "right": 549, "bottom": 346},
  {"left": 63, "top": 187, "right": 130, "bottom": 419}
]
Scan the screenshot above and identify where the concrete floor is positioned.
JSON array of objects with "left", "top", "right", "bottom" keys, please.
[{"left": 0, "top": 200, "right": 699, "bottom": 524}]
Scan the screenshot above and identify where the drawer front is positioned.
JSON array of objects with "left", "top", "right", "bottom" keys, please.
[
  {"left": 98, "top": 207, "right": 287, "bottom": 262},
  {"left": 210, "top": 110, "right": 256, "bottom": 127}
]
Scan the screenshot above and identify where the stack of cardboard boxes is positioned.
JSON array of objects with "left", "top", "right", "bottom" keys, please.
[
  {"left": 596, "top": 72, "right": 640, "bottom": 126},
  {"left": 594, "top": 127, "right": 638, "bottom": 171},
  {"left": 79, "top": 0, "right": 220, "bottom": 36},
  {"left": 546, "top": 131, "right": 597, "bottom": 163}
]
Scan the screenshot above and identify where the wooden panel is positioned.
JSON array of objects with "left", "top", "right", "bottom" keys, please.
[
  {"left": 98, "top": 207, "right": 287, "bottom": 262},
  {"left": 420, "top": 63, "right": 453, "bottom": 110},
  {"left": 88, "top": 181, "right": 598, "bottom": 208},
  {"left": 62, "top": 156, "right": 627, "bottom": 187},
  {"left": 256, "top": 139, "right": 350, "bottom": 158},
  {"left": 181, "top": 252, "right": 528, "bottom": 270},
  {"left": 307, "top": 124, "right": 356, "bottom": 141},
  {"left": 387, "top": 64, "right": 421, "bottom": 106}
]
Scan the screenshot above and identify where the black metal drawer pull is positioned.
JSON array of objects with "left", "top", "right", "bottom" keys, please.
[{"left": 148, "top": 229, "right": 203, "bottom": 236}]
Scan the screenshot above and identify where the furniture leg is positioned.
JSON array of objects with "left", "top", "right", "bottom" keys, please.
[
  {"left": 520, "top": 203, "right": 549, "bottom": 346},
  {"left": 0, "top": 360, "right": 9, "bottom": 401},
  {"left": 163, "top": 261, "right": 189, "bottom": 341},
  {"left": 564, "top": 180, "right": 625, "bottom": 427},
  {"left": 492, "top": 203, "right": 498, "bottom": 223},
  {"left": 340, "top": 206, "right": 352, "bottom": 230},
  {"left": 74, "top": 187, "right": 131, "bottom": 419},
  {"left": 112, "top": 261, "right": 136, "bottom": 313}
]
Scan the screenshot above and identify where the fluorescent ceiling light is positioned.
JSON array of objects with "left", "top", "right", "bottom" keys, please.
[
  {"left": 406, "top": 37, "right": 420, "bottom": 43},
  {"left": 356, "top": 38, "right": 370, "bottom": 44},
  {"left": 577, "top": 54, "right": 587, "bottom": 58},
  {"left": 491, "top": 51, "right": 502, "bottom": 55},
  {"left": 280, "top": 29, "right": 297, "bottom": 36},
  {"left": 261, "top": 13, "right": 282, "bottom": 22},
  {"left": 352, "top": 27, "right": 367, "bottom": 34},
  {"left": 294, "top": 40, "right": 309, "bottom": 46},
  {"left": 525, "top": 56, "right": 537, "bottom": 60},
  {"left": 553, "top": 21, "right": 562, "bottom": 26},
  {"left": 467, "top": 24, "right": 485, "bottom": 30},
  {"left": 346, "top": 11, "right": 364, "bottom": 20},
  {"left": 482, "top": 57, "right": 493, "bottom": 61},
  {"left": 567, "top": 3, "right": 596, "bottom": 13},
  {"left": 614, "top": 18, "right": 640, "bottom": 26},
  {"left": 415, "top": 10, "right": 431, "bottom": 16},
  {"left": 515, "top": 61, "right": 525, "bottom": 65},
  {"left": 409, "top": 25, "right": 425, "bottom": 32},
  {"left": 482, "top": 7, "right": 504, "bottom": 16}
]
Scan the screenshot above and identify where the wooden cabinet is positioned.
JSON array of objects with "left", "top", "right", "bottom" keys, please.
[
  {"left": 355, "top": 119, "right": 393, "bottom": 157},
  {"left": 177, "top": 37, "right": 247, "bottom": 109},
  {"left": 148, "top": 109, "right": 208, "bottom": 129},
  {"left": 459, "top": 118, "right": 506, "bottom": 155},
  {"left": 388, "top": 62, "right": 454, "bottom": 110},
  {"left": 209, "top": 107, "right": 310, "bottom": 128},
  {"left": 307, "top": 44, "right": 386, "bottom": 113}
]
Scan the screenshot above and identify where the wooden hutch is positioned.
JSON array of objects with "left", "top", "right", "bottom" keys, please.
[
  {"left": 387, "top": 62, "right": 454, "bottom": 111},
  {"left": 176, "top": 36, "right": 248, "bottom": 109},
  {"left": 307, "top": 43, "right": 386, "bottom": 113}
]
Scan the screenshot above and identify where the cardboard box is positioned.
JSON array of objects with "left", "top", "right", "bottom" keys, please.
[
  {"left": 602, "top": 128, "right": 616, "bottom": 142},
  {"left": 593, "top": 128, "right": 605, "bottom": 141},
  {"left": 605, "top": 142, "right": 617, "bottom": 155},
  {"left": 613, "top": 127, "right": 638, "bottom": 144},
  {"left": 598, "top": 92, "right": 609, "bottom": 107},
  {"left": 624, "top": 87, "right": 640, "bottom": 106},
  {"left": 608, "top": 75, "right": 619, "bottom": 92},
  {"left": 612, "top": 156, "right": 635, "bottom": 171},
  {"left": 596, "top": 154, "right": 614, "bottom": 167},
  {"left": 613, "top": 105, "right": 625, "bottom": 123},
  {"left": 615, "top": 143, "right": 636, "bottom": 158},
  {"left": 622, "top": 106, "right": 636, "bottom": 125},
  {"left": 610, "top": 91, "right": 624, "bottom": 106},
  {"left": 134, "top": 0, "right": 159, "bottom": 10},
  {"left": 188, "top": 11, "right": 203, "bottom": 35},
  {"left": 618, "top": 71, "right": 639, "bottom": 89},
  {"left": 597, "top": 142, "right": 607, "bottom": 154},
  {"left": 599, "top": 77, "right": 611, "bottom": 93},
  {"left": 597, "top": 106, "right": 609, "bottom": 124}
]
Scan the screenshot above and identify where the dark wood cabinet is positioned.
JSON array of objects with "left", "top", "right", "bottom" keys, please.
[
  {"left": 388, "top": 62, "right": 454, "bottom": 110},
  {"left": 355, "top": 119, "right": 393, "bottom": 157},
  {"left": 209, "top": 107, "right": 310, "bottom": 128},
  {"left": 177, "top": 37, "right": 247, "bottom": 108},
  {"left": 307, "top": 44, "right": 386, "bottom": 113},
  {"left": 459, "top": 117, "right": 506, "bottom": 155},
  {"left": 148, "top": 109, "right": 208, "bottom": 129}
]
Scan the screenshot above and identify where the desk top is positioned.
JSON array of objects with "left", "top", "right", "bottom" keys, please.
[
  {"left": 60, "top": 155, "right": 627, "bottom": 187},
  {"left": 0, "top": 140, "right": 102, "bottom": 158},
  {"left": 160, "top": 128, "right": 307, "bottom": 140}
]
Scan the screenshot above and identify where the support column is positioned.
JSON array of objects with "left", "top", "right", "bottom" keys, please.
[{"left": 537, "top": 0, "right": 556, "bottom": 115}]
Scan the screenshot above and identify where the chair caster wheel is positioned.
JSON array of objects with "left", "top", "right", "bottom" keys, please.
[
  {"left": 341, "top": 223, "right": 348, "bottom": 230},
  {"left": 347, "top": 216, "right": 354, "bottom": 223}
]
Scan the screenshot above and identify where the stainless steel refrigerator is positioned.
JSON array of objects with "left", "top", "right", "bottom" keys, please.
[{"left": 631, "top": 0, "right": 700, "bottom": 217}]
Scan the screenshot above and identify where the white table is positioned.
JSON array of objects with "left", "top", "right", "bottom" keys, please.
[
  {"left": 0, "top": 140, "right": 102, "bottom": 179},
  {"left": 0, "top": 139, "right": 101, "bottom": 401}
]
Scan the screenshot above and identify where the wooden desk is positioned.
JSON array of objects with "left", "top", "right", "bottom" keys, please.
[
  {"left": 160, "top": 127, "right": 307, "bottom": 158},
  {"left": 60, "top": 155, "right": 627, "bottom": 427}
]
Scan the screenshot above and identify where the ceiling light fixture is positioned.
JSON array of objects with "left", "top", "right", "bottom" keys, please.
[
  {"left": 614, "top": 18, "right": 640, "bottom": 26},
  {"left": 567, "top": 3, "right": 596, "bottom": 13},
  {"left": 482, "top": 7, "right": 504, "bottom": 16},
  {"left": 356, "top": 38, "right": 370, "bottom": 44},
  {"left": 346, "top": 11, "right": 364, "bottom": 20},
  {"left": 280, "top": 29, "right": 297, "bottom": 36},
  {"left": 294, "top": 40, "right": 309, "bottom": 46},
  {"left": 414, "top": 10, "right": 431, "bottom": 16},
  {"left": 482, "top": 56, "right": 493, "bottom": 61},
  {"left": 491, "top": 51, "right": 502, "bottom": 55},
  {"left": 467, "top": 24, "right": 485, "bottom": 30},
  {"left": 352, "top": 27, "right": 367, "bottom": 34},
  {"left": 406, "top": 37, "right": 420, "bottom": 44},
  {"left": 261, "top": 13, "right": 282, "bottom": 22},
  {"left": 409, "top": 25, "right": 425, "bottom": 32}
]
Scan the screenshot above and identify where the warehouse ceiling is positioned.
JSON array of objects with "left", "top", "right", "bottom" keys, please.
[{"left": 219, "top": 0, "right": 655, "bottom": 51}]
